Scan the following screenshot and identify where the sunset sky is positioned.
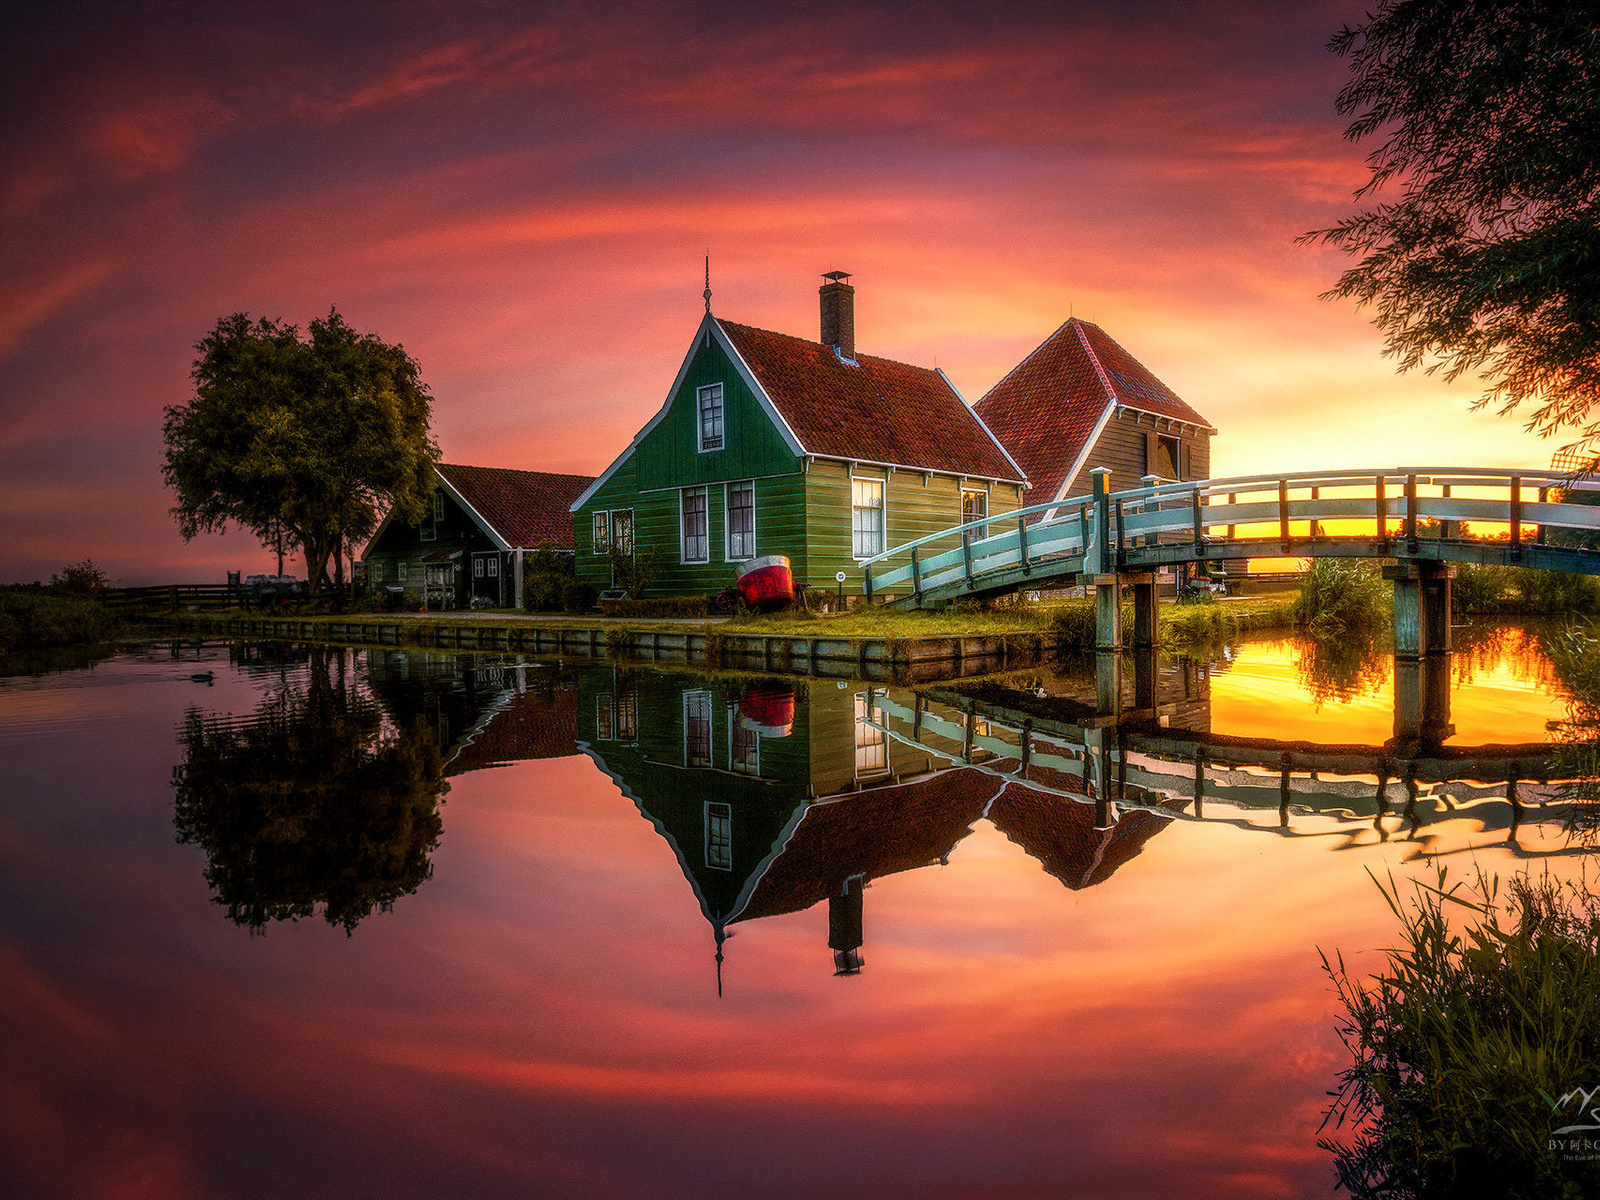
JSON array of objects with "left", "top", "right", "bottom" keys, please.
[{"left": 1, "top": 0, "right": 1561, "bottom": 584}]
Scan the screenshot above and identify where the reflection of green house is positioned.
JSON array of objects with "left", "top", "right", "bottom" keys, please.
[
  {"left": 569, "top": 273, "right": 1027, "bottom": 599},
  {"left": 577, "top": 667, "right": 1175, "bottom": 985}
]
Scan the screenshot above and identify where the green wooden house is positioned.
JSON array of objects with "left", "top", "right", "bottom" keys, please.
[{"left": 569, "top": 273, "right": 1028, "bottom": 599}]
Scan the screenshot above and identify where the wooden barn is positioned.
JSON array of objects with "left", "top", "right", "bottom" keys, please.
[
  {"left": 364, "top": 463, "right": 594, "bottom": 609},
  {"left": 975, "top": 318, "right": 1215, "bottom": 511},
  {"left": 569, "top": 273, "right": 1028, "bottom": 598}
]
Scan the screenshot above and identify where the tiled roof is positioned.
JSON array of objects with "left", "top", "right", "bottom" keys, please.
[
  {"left": 987, "top": 782, "right": 1173, "bottom": 890},
  {"left": 975, "top": 318, "right": 1213, "bottom": 507},
  {"left": 718, "top": 320, "right": 1024, "bottom": 483},
  {"left": 444, "top": 685, "right": 579, "bottom": 775},
  {"left": 436, "top": 463, "right": 594, "bottom": 549},
  {"left": 733, "top": 769, "right": 1000, "bottom": 924}
]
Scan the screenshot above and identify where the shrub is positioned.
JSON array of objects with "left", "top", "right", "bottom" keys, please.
[
  {"left": 1290, "top": 558, "right": 1390, "bottom": 635},
  {"left": 1321, "top": 869, "right": 1600, "bottom": 1199},
  {"left": 1452, "top": 562, "right": 1513, "bottom": 612},
  {"left": 0, "top": 587, "right": 121, "bottom": 652},
  {"left": 560, "top": 580, "right": 598, "bottom": 614},
  {"left": 608, "top": 546, "right": 666, "bottom": 598},
  {"left": 522, "top": 546, "right": 575, "bottom": 612},
  {"left": 49, "top": 558, "right": 108, "bottom": 597}
]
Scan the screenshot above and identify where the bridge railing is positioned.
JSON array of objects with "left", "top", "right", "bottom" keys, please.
[{"left": 863, "top": 467, "right": 1600, "bottom": 600}]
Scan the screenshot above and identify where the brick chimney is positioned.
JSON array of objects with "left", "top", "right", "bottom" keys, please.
[{"left": 819, "top": 271, "right": 855, "bottom": 361}]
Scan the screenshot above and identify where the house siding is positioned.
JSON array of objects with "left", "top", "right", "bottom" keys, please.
[
  {"left": 1064, "top": 408, "right": 1212, "bottom": 499},
  {"left": 803, "top": 459, "right": 1025, "bottom": 598},
  {"left": 364, "top": 490, "right": 504, "bottom": 607}
]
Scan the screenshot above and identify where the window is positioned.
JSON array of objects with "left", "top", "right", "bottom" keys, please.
[
  {"left": 592, "top": 511, "right": 610, "bottom": 554},
  {"left": 697, "top": 383, "right": 724, "bottom": 451},
  {"left": 684, "top": 690, "right": 713, "bottom": 767},
  {"left": 615, "top": 687, "right": 637, "bottom": 741},
  {"left": 854, "top": 690, "right": 889, "bottom": 777},
  {"left": 486, "top": 557, "right": 498, "bottom": 577},
  {"left": 726, "top": 481, "right": 755, "bottom": 560},
  {"left": 596, "top": 693, "right": 614, "bottom": 740},
  {"left": 704, "top": 803, "right": 732, "bottom": 871},
  {"left": 399, "top": 562, "right": 408, "bottom": 581},
  {"left": 851, "top": 477, "right": 885, "bottom": 558},
  {"left": 611, "top": 509, "right": 634, "bottom": 555},
  {"left": 432, "top": 492, "right": 444, "bottom": 522},
  {"left": 1147, "top": 433, "right": 1182, "bottom": 481},
  {"left": 730, "top": 712, "right": 760, "bottom": 776},
  {"left": 961, "top": 487, "right": 988, "bottom": 537},
  {"left": 474, "top": 558, "right": 485, "bottom": 578},
  {"left": 681, "top": 487, "right": 709, "bottom": 562}
]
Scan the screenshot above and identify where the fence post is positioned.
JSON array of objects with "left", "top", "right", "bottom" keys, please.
[
  {"left": 1114, "top": 498, "right": 1126, "bottom": 571},
  {"left": 962, "top": 530, "right": 974, "bottom": 588},
  {"left": 1017, "top": 514, "right": 1031, "bottom": 575},
  {"left": 1375, "top": 474, "right": 1387, "bottom": 544},
  {"left": 1191, "top": 486, "right": 1203, "bottom": 555},
  {"left": 1405, "top": 473, "right": 1419, "bottom": 552},
  {"left": 910, "top": 547, "right": 922, "bottom": 599},
  {"left": 864, "top": 563, "right": 874, "bottom": 603},
  {"left": 1509, "top": 474, "right": 1523, "bottom": 560},
  {"left": 1278, "top": 479, "right": 1291, "bottom": 552}
]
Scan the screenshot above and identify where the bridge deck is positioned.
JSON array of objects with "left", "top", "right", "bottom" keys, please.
[{"left": 860, "top": 466, "right": 1600, "bottom": 608}]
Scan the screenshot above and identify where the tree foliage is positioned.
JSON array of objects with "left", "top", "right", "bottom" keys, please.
[
  {"left": 162, "top": 310, "right": 439, "bottom": 591},
  {"left": 1308, "top": 1, "right": 1600, "bottom": 448}
]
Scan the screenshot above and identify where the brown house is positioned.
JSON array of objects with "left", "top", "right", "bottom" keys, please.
[{"left": 975, "top": 318, "right": 1216, "bottom": 510}]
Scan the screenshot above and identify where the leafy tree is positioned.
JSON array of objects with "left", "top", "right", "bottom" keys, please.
[
  {"left": 1307, "top": 2, "right": 1600, "bottom": 450},
  {"left": 162, "top": 310, "right": 439, "bottom": 592}
]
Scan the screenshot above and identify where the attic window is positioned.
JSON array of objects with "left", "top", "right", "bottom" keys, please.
[
  {"left": 1146, "top": 433, "right": 1181, "bottom": 481},
  {"left": 697, "top": 383, "right": 724, "bottom": 452}
]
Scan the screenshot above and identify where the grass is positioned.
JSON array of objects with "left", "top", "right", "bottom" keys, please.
[
  {"left": 0, "top": 587, "right": 123, "bottom": 653},
  {"left": 1290, "top": 558, "right": 1391, "bottom": 635},
  {"left": 1321, "top": 868, "right": 1600, "bottom": 1199},
  {"left": 1455, "top": 563, "right": 1600, "bottom": 615}
]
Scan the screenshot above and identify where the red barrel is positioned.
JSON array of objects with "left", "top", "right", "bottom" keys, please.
[
  {"left": 736, "top": 555, "right": 795, "bottom": 613},
  {"left": 738, "top": 682, "right": 796, "bottom": 737}
]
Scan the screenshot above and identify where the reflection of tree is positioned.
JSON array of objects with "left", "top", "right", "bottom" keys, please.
[
  {"left": 1541, "top": 625, "right": 1600, "bottom": 844},
  {"left": 172, "top": 648, "right": 448, "bottom": 932},
  {"left": 1295, "top": 631, "right": 1389, "bottom": 706}
]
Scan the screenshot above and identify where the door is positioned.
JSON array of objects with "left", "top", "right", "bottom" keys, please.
[{"left": 471, "top": 553, "right": 502, "bottom": 606}]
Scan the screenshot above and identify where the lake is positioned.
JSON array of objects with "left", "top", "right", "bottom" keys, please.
[{"left": 0, "top": 627, "right": 1591, "bottom": 1199}]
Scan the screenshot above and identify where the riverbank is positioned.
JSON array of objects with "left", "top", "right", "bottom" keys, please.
[{"left": 149, "top": 593, "right": 1301, "bottom": 682}]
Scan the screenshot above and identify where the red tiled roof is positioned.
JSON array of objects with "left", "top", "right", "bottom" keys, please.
[
  {"left": 436, "top": 463, "right": 594, "bottom": 549},
  {"left": 987, "top": 782, "right": 1172, "bottom": 889},
  {"left": 975, "top": 319, "right": 1213, "bottom": 507},
  {"left": 733, "top": 769, "right": 999, "bottom": 923},
  {"left": 718, "top": 320, "right": 1024, "bottom": 483},
  {"left": 444, "top": 685, "right": 579, "bottom": 775}
]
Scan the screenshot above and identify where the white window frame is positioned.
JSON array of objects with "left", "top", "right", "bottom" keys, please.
[
  {"left": 697, "top": 383, "right": 725, "bottom": 453},
  {"left": 432, "top": 492, "right": 445, "bottom": 522},
  {"left": 680, "top": 486, "right": 710, "bottom": 564},
  {"left": 853, "top": 690, "right": 890, "bottom": 779},
  {"left": 592, "top": 510, "right": 610, "bottom": 554},
  {"left": 684, "top": 689, "right": 714, "bottom": 768},
  {"left": 399, "top": 561, "right": 408, "bottom": 581},
  {"left": 729, "top": 708, "right": 760, "bottom": 776},
  {"left": 610, "top": 509, "right": 634, "bottom": 556},
  {"left": 851, "top": 475, "right": 886, "bottom": 560},
  {"left": 725, "top": 480, "right": 756, "bottom": 561},
  {"left": 961, "top": 486, "right": 989, "bottom": 538}
]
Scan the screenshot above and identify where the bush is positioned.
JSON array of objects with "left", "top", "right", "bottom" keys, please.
[
  {"left": 1452, "top": 562, "right": 1514, "bottom": 612},
  {"left": 1455, "top": 563, "right": 1600, "bottom": 615},
  {"left": 522, "top": 546, "right": 575, "bottom": 612},
  {"left": 1290, "top": 558, "right": 1390, "bottom": 635},
  {"left": 49, "top": 558, "right": 108, "bottom": 597},
  {"left": 1321, "top": 869, "right": 1600, "bottom": 1199},
  {"left": 560, "top": 580, "right": 598, "bottom": 614},
  {"left": 0, "top": 587, "right": 121, "bottom": 652}
]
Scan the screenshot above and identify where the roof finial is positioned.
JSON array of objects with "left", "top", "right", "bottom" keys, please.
[{"left": 704, "top": 254, "right": 712, "bottom": 314}]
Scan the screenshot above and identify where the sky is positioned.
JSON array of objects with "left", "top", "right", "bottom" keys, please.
[{"left": 0, "top": 0, "right": 1562, "bottom": 584}]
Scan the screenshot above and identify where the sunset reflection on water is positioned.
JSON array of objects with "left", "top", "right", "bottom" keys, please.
[{"left": 0, "top": 633, "right": 1589, "bottom": 1199}]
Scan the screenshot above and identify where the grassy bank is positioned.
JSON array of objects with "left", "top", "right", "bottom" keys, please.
[{"left": 0, "top": 588, "right": 123, "bottom": 654}]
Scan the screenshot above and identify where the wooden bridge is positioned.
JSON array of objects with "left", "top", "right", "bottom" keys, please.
[{"left": 861, "top": 465, "right": 1600, "bottom": 629}]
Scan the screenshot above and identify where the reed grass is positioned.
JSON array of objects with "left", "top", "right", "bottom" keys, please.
[
  {"left": 1321, "top": 868, "right": 1600, "bottom": 1199},
  {"left": 1290, "top": 558, "right": 1390, "bottom": 635}
]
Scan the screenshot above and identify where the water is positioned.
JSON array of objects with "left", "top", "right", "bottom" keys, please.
[{"left": 0, "top": 630, "right": 1591, "bottom": 1199}]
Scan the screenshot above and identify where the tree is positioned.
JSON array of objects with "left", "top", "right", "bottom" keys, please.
[
  {"left": 1307, "top": 2, "right": 1600, "bottom": 452},
  {"left": 162, "top": 309, "right": 439, "bottom": 591}
]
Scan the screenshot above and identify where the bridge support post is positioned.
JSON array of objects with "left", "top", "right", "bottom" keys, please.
[
  {"left": 1093, "top": 574, "right": 1123, "bottom": 651},
  {"left": 1386, "top": 560, "right": 1456, "bottom": 748},
  {"left": 1095, "top": 651, "right": 1122, "bottom": 714},
  {"left": 1127, "top": 572, "right": 1159, "bottom": 649},
  {"left": 1131, "top": 645, "right": 1160, "bottom": 718}
]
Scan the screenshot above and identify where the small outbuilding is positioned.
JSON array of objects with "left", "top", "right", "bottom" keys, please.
[
  {"left": 975, "top": 318, "right": 1215, "bottom": 511},
  {"left": 364, "top": 463, "right": 595, "bottom": 609}
]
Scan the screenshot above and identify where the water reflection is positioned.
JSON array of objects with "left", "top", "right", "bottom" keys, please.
[{"left": 167, "top": 635, "right": 1589, "bottom": 948}]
